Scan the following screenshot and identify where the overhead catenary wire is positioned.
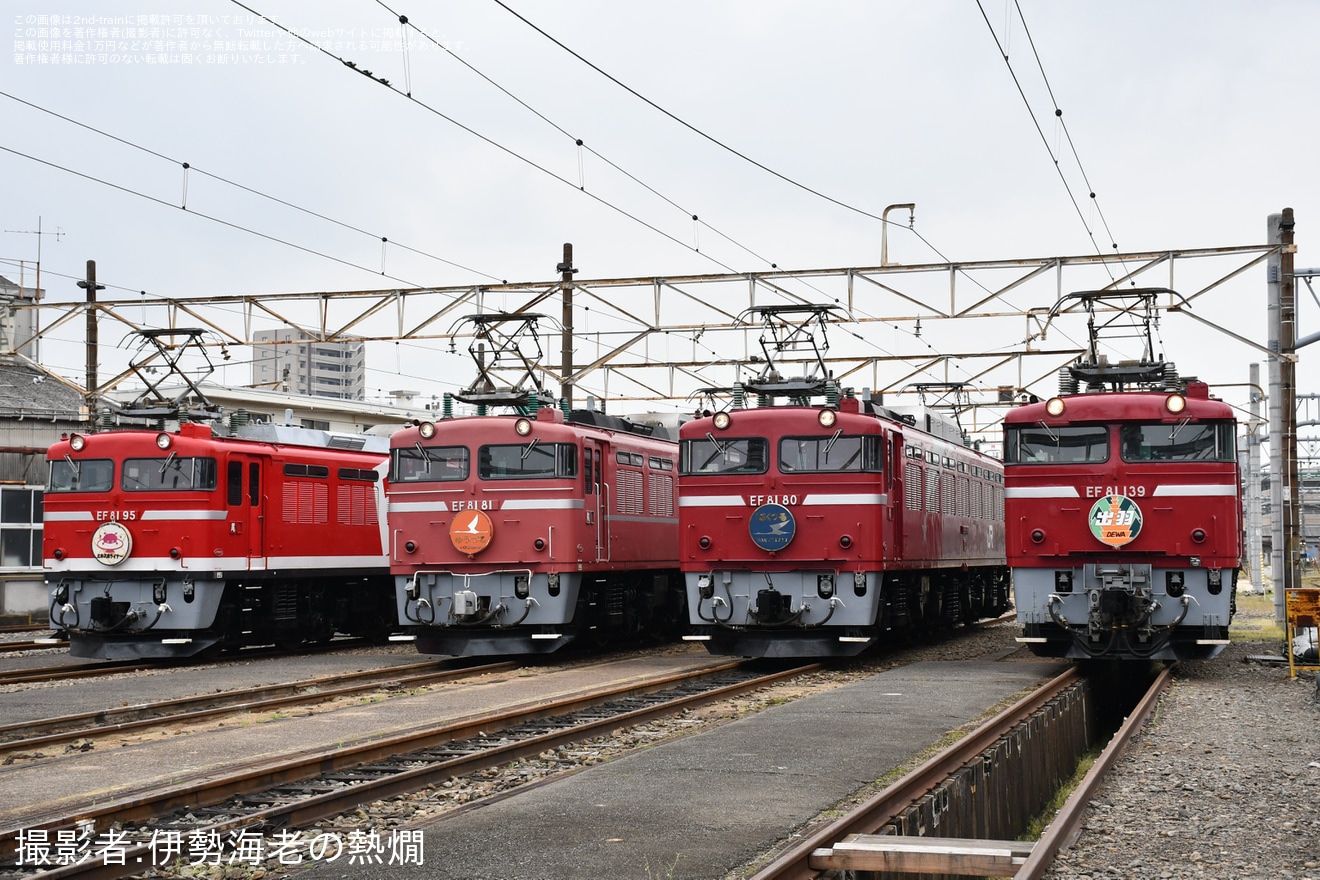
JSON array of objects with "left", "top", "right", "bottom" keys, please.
[
  {"left": 0, "top": 89, "right": 506, "bottom": 286},
  {"left": 974, "top": 0, "right": 1124, "bottom": 273}
]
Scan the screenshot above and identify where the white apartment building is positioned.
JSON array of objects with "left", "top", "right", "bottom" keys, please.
[{"left": 252, "top": 329, "right": 366, "bottom": 400}]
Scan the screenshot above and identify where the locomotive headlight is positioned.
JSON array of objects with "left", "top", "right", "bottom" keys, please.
[
  {"left": 712, "top": 411, "right": 732, "bottom": 430},
  {"left": 1165, "top": 572, "right": 1185, "bottom": 598},
  {"left": 1045, "top": 398, "right": 1066, "bottom": 417},
  {"left": 817, "top": 574, "right": 835, "bottom": 599},
  {"left": 418, "top": 421, "right": 437, "bottom": 439},
  {"left": 69, "top": 433, "right": 86, "bottom": 451},
  {"left": 155, "top": 432, "right": 172, "bottom": 450},
  {"left": 818, "top": 409, "right": 837, "bottom": 427},
  {"left": 514, "top": 417, "right": 532, "bottom": 436},
  {"left": 1165, "top": 393, "right": 1186, "bottom": 414},
  {"left": 1191, "top": 528, "right": 1206, "bottom": 543}
]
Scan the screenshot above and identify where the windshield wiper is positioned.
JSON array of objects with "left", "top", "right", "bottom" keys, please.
[
  {"left": 520, "top": 437, "right": 541, "bottom": 461},
  {"left": 159, "top": 451, "right": 176, "bottom": 474},
  {"left": 413, "top": 441, "right": 432, "bottom": 472},
  {"left": 823, "top": 429, "right": 843, "bottom": 456}
]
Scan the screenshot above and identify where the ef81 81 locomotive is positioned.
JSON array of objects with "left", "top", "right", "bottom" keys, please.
[
  {"left": 389, "top": 314, "right": 685, "bottom": 656},
  {"left": 679, "top": 305, "right": 1010, "bottom": 658},
  {"left": 44, "top": 421, "right": 396, "bottom": 659},
  {"left": 1004, "top": 289, "right": 1241, "bottom": 661}
]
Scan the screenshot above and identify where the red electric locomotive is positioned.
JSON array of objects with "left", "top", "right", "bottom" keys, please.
[
  {"left": 390, "top": 315, "right": 685, "bottom": 655},
  {"left": 45, "top": 421, "right": 395, "bottom": 659},
  {"left": 1004, "top": 289, "right": 1241, "bottom": 660},
  {"left": 680, "top": 306, "right": 1010, "bottom": 658}
]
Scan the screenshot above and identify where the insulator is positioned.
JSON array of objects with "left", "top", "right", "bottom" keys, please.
[
  {"left": 1057, "top": 367, "right": 1079, "bottom": 396},
  {"left": 732, "top": 383, "right": 745, "bottom": 410},
  {"left": 228, "top": 408, "right": 249, "bottom": 436},
  {"left": 826, "top": 380, "right": 839, "bottom": 407},
  {"left": 1163, "top": 362, "right": 1180, "bottom": 391},
  {"left": 442, "top": 392, "right": 453, "bottom": 419}
]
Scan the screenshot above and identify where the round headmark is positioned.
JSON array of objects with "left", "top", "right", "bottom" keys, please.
[
  {"left": 1088, "top": 494, "right": 1143, "bottom": 548},
  {"left": 91, "top": 522, "right": 133, "bottom": 566},
  {"left": 449, "top": 509, "right": 493, "bottom": 555},
  {"left": 749, "top": 503, "right": 796, "bottom": 551}
]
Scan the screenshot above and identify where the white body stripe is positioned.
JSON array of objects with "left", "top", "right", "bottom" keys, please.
[
  {"left": 1151, "top": 484, "right": 1238, "bottom": 497},
  {"left": 1005, "top": 486, "right": 1081, "bottom": 499},
  {"left": 802, "top": 493, "right": 887, "bottom": 505},
  {"left": 140, "top": 510, "right": 228, "bottom": 521},
  {"left": 44, "top": 511, "right": 94, "bottom": 521},
  {"left": 679, "top": 496, "right": 748, "bottom": 508},
  {"left": 390, "top": 501, "right": 449, "bottom": 513},
  {"left": 499, "top": 499, "right": 584, "bottom": 510}
]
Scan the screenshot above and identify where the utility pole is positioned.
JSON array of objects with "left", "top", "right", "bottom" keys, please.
[
  {"left": 558, "top": 243, "right": 577, "bottom": 410},
  {"left": 1268, "top": 209, "right": 1298, "bottom": 624},
  {"left": 77, "top": 260, "right": 103, "bottom": 423}
]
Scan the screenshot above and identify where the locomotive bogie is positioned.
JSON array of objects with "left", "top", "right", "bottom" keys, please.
[
  {"left": 1012, "top": 563, "right": 1234, "bottom": 660},
  {"left": 684, "top": 568, "right": 883, "bottom": 657}
]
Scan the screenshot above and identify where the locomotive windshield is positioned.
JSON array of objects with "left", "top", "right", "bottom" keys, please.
[
  {"left": 680, "top": 437, "right": 769, "bottom": 475},
  {"left": 778, "top": 435, "right": 882, "bottom": 473},
  {"left": 1004, "top": 425, "right": 1108, "bottom": 465},
  {"left": 392, "top": 445, "right": 469, "bottom": 483},
  {"left": 122, "top": 457, "right": 218, "bottom": 491},
  {"left": 479, "top": 443, "right": 578, "bottom": 480},
  {"left": 47, "top": 458, "right": 114, "bottom": 493},
  {"left": 1119, "top": 422, "right": 1236, "bottom": 462}
]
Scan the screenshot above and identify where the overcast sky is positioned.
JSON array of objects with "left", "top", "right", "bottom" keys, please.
[{"left": 3, "top": 1, "right": 1316, "bottom": 427}]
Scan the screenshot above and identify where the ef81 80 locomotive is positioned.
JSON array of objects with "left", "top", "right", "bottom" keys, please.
[
  {"left": 44, "top": 421, "right": 396, "bottom": 659},
  {"left": 679, "top": 306, "right": 1010, "bottom": 658},
  {"left": 1004, "top": 289, "right": 1241, "bottom": 661},
  {"left": 389, "top": 314, "right": 685, "bottom": 655}
]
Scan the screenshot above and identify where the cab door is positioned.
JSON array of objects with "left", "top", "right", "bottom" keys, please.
[
  {"left": 224, "top": 454, "right": 265, "bottom": 568},
  {"left": 583, "top": 440, "right": 605, "bottom": 561}
]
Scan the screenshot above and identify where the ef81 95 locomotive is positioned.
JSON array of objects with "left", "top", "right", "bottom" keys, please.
[
  {"left": 389, "top": 314, "right": 685, "bottom": 655},
  {"left": 679, "top": 306, "right": 1010, "bottom": 658},
  {"left": 1004, "top": 289, "right": 1241, "bottom": 661},
  {"left": 44, "top": 421, "right": 396, "bottom": 659}
]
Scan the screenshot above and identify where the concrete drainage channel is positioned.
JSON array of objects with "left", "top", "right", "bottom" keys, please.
[{"left": 807, "top": 663, "right": 1158, "bottom": 880}]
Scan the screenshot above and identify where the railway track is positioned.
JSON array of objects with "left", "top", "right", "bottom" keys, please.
[
  {"left": 0, "top": 657, "right": 521, "bottom": 754},
  {"left": 0, "top": 637, "right": 382, "bottom": 687},
  {"left": 0, "top": 656, "right": 818, "bottom": 879}
]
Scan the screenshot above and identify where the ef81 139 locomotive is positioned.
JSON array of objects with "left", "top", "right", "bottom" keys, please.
[
  {"left": 1004, "top": 289, "right": 1241, "bottom": 661},
  {"left": 389, "top": 314, "right": 685, "bottom": 655},
  {"left": 44, "top": 421, "right": 396, "bottom": 659},
  {"left": 679, "top": 306, "right": 1010, "bottom": 658}
]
